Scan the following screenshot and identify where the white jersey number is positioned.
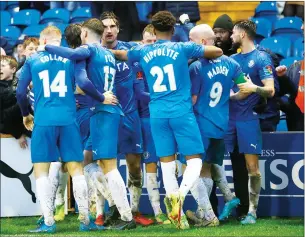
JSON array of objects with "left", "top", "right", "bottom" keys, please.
[
  {"left": 151, "top": 64, "right": 177, "bottom": 92},
  {"left": 39, "top": 70, "right": 67, "bottom": 98},
  {"left": 209, "top": 82, "right": 223, "bottom": 107},
  {"left": 104, "top": 66, "right": 116, "bottom": 91}
]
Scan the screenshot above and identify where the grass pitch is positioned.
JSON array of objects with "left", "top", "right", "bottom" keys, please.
[{"left": 0, "top": 214, "right": 303, "bottom": 236}]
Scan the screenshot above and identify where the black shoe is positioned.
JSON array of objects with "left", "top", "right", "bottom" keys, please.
[
  {"left": 104, "top": 205, "right": 120, "bottom": 227},
  {"left": 106, "top": 219, "right": 136, "bottom": 230},
  {"left": 236, "top": 214, "right": 247, "bottom": 222}
]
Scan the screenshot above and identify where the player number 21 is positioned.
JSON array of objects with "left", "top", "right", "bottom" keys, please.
[
  {"left": 209, "top": 82, "right": 223, "bottom": 107},
  {"left": 39, "top": 70, "right": 67, "bottom": 97},
  {"left": 150, "top": 64, "right": 177, "bottom": 92}
]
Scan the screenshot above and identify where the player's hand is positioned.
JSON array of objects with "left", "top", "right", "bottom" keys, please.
[
  {"left": 18, "top": 134, "right": 28, "bottom": 149},
  {"left": 237, "top": 77, "right": 257, "bottom": 93},
  {"left": 276, "top": 65, "right": 287, "bottom": 77},
  {"left": 75, "top": 85, "right": 85, "bottom": 95},
  {"left": 37, "top": 45, "right": 46, "bottom": 52},
  {"left": 23, "top": 114, "right": 34, "bottom": 131},
  {"left": 102, "top": 91, "right": 118, "bottom": 105}
]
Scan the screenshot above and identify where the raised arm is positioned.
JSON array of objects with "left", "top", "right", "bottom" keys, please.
[
  {"left": 203, "top": 46, "right": 223, "bottom": 59},
  {"left": 111, "top": 49, "right": 128, "bottom": 61},
  {"left": 45, "top": 45, "right": 91, "bottom": 60},
  {"left": 16, "top": 61, "right": 31, "bottom": 117}
]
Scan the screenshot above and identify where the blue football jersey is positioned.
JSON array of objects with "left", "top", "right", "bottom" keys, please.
[
  {"left": 18, "top": 52, "right": 76, "bottom": 126},
  {"left": 127, "top": 40, "right": 205, "bottom": 118},
  {"left": 134, "top": 70, "right": 150, "bottom": 118},
  {"left": 230, "top": 49, "right": 274, "bottom": 120},
  {"left": 190, "top": 55, "right": 243, "bottom": 136},
  {"left": 113, "top": 41, "right": 139, "bottom": 114},
  {"left": 85, "top": 43, "right": 122, "bottom": 115}
]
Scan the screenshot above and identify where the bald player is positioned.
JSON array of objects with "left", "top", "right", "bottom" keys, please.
[{"left": 181, "top": 24, "right": 250, "bottom": 227}]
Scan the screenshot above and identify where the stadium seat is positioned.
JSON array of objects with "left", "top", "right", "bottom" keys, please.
[
  {"left": 44, "top": 23, "right": 68, "bottom": 35},
  {"left": 22, "top": 24, "right": 46, "bottom": 37},
  {"left": 252, "top": 17, "right": 272, "bottom": 44},
  {"left": 280, "top": 57, "right": 303, "bottom": 67},
  {"left": 6, "top": 1, "right": 19, "bottom": 10},
  {"left": 260, "top": 36, "right": 291, "bottom": 58},
  {"left": 254, "top": 1, "right": 278, "bottom": 23},
  {"left": 11, "top": 9, "right": 41, "bottom": 27},
  {"left": 40, "top": 8, "right": 70, "bottom": 24},
  {"left": 70, "top": 7, "right": 91, "bottom": 23},
  {"left": 0, "top": 26, "right": 21, "bottom": 46},
  {"left": 272, "top": 17, "right": 303, "bottom": 42},
  {"left": 0, "top": 10, "right": 11, "bottom": 26},
  {"left": 293, "top": 38, "right": 304, "bottom": 58},
  {"left": 0, "top": 1, "right": 7, "bottom": 10}
]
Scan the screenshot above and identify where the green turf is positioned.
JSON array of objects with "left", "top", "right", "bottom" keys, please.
[{"left": 0, "top": 215, "right": 303, "bottom": 236}]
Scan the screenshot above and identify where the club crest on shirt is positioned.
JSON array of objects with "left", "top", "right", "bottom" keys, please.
[
  {"left": 248, "top": 60, "right": 255, "bottom": 68},
  {"left": 136, "top": 71, "right": 144, "bottom": 80},
  {"left": 143, "top": 152, "right": 150, "bottom": 159}
]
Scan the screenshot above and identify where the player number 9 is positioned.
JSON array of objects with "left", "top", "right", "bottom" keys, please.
[{"left": 209, "top": 82, "right": 223, "bottom": 107}]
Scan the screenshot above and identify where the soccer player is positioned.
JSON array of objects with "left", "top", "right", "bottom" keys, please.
[
  {"left": 112, "top": 11, "right": 223, "bottom": 229},
  {"left": 100, "top": 12, "right": 153, "bottom": 226},
  {"left": 43, "top": 19, "right": 136, "bottom": 230},
  {"left": 225, "top": 20, "right": 275, "bottom": 224},
  {"left": 182, "top": 24, "right": 249, "bottom": 226},
  {"left": 16, "top": 26, "right": 96, "bottom": 233},
  {"left": 134, "top": 24, "right": 170, "bottom": 225}
]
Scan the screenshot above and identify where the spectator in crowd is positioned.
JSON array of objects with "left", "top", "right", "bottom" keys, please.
[
  {"left": 12, "top": 40, "right": 25, "bottom": 65},
  {"left": 277, "top": 60, "right": 304, "bottom": 131},
  {"left": 0, "top": 55, "right": 29, "bottom": 148},
  {"left": 282, "top": 1, "right": 304, "bottom": 20},
  {"left": 0, "top": 47, "right": 5, "bottom": 56}
]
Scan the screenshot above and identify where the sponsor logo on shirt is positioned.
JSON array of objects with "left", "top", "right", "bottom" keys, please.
[
  {"left": 264, "top": 65, "right": 273, "bottom": 75},
  {"left": 136, "top": 71, "right": 144, "bottom": 80}
]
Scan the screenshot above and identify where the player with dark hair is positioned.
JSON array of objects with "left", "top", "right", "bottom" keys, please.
[
  {"left": 112, "top": 10, "right": 223, "bottom": 229},
  {"left": 225, "top": 20, "right": 275, "bottom": 225}
]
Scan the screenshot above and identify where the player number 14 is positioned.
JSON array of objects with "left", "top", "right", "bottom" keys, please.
[
  {"left": 151, "top": 64, "right": 177, "bottom": 92},
  {"left": 39, "top": 70, "right": 67, "bottom": 97}
]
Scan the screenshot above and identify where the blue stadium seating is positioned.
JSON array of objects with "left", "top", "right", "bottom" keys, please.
[
  {"left": 252, "top": 17, "right": 272, "bottom": 44},
  {"left": 0, "top": 26, "right": 21, "bottom": 45},
  {"left": 293, "top": 38, "right": 304, "bottom": 58},
  {"left": 280, "top": 57, "right": 303, "bottom": 67},
  {"left": 23, "top": 24, "right": 46, "bottom": 37},
  {"left": 0, "top": 10, "right": 11, "bottom": 26},
  {"left": 254, "top": 1, "right": 278, "bottom": 23},
  {"left": 272, "top": 17, "right": 303, "bottom": 42},
  {"left": 260, "top": 36, "right": 291, "bottom": 58},
  {"left": 44, "top": 23, "right": 68, "bottom": 35},
  {"left": 0, "top": 1, "right": 7, "bottom": 10},
  {"left": 40, "top": 8, "right": 70, "bottom": 24},
  {"left": 70, "top": 7, "right": 91, "bottom": 23},
  {"left": 11, "top": 9, "right": 41, "bottom": 27},
  {"left": 6, "top": 1, "right": 19, "bottom": 11}
]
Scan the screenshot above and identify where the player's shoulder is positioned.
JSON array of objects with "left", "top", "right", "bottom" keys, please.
[
  {"left": 189, "top": 59, "right": 203, "bottom": 72},
  {"left": 118, "top": 40, "right": 139, "bottom": 50},
  {"left": 230, "top": 52, "right": 240, "bottom": 60}
]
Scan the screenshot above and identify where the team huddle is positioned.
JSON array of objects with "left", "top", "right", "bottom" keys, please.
[{"left": 15, "top": 10, "right": 275, "bottom": 233}]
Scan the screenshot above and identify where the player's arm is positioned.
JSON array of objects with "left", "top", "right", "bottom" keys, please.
[
  {"left": 203, "top": 46, "right": 223, "bottom": 59},
  {"left": 134, "top": 77, "right": 150, "bottom": 104},
  {"left": 44, "top": 45, "right": 91, "bottom": 60},
  {"left": 184, "top": 42, "right": 223, "bottom": 60},
  {"left": 75, "top": 60, "right": 118, "bottom": 105},
  {"left": 16, "top": 60, "right": 34, "bottom": 131},
  {"left": 230, "top": 90, "right": 251, "bottom": 100},
  {"left": 111, "top": 50, "right": 128, "bottom": 61},
  {"left": 238, "top": 55, "right": 275, "bottom": 98},
  {"left": 189, "top": 61, "right": 202, "bottom": 105}
]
